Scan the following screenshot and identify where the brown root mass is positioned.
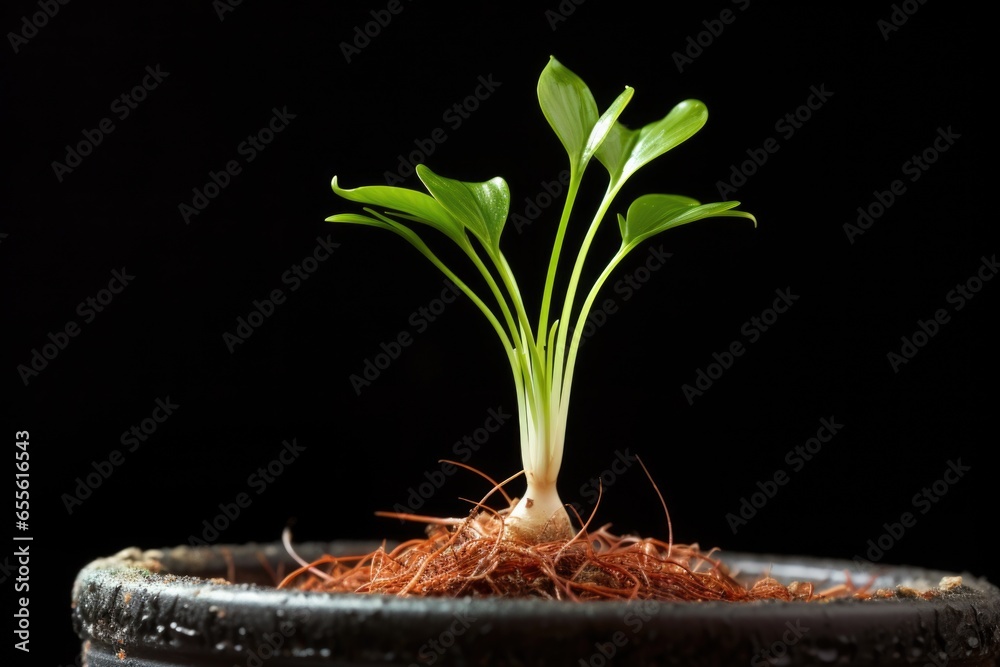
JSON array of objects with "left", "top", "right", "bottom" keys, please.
[{"left": 278, "top": 505, "right": 868, "bottom": 602}]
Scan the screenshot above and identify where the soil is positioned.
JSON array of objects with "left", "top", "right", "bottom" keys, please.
[{"left": 276, "top": 494, "right": 958, "bottom": 603}]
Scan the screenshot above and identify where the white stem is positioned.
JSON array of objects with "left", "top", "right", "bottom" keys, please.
[{"left": 503, "top": 473, "right": 572, "bottom": 543}]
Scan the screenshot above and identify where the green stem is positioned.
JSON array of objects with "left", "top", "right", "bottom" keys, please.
[
  {"left": 551, "top": 180, "right": 620, "bottom": 410},
  {"left": 463, "top": 246, "right": 522, "bottom": 353},
  {"left": 557, "top": 242, "right": 631, "bottom": 433},
  {"left": 366, "top": 210, "right": 515, "bottom": 358},
  {"left": 537, "top": 171, "right": 582, "bottom": 353}
]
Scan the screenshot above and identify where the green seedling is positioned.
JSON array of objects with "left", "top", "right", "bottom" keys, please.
[{"left": 328, "top": 56, "right": 755, "bottom": 544}]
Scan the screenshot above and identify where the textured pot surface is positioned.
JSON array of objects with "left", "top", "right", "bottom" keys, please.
[{"left": 72, "top": 541, "right": 1000, "bottom": 666}]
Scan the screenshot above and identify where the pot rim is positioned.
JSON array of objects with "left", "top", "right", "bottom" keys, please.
[{"left": 72, "top": 541, "right": 1000, "bottom": 666}]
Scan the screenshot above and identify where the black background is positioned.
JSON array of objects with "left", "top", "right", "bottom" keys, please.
[{"left": 2, "top": 1, "right": 994, "bottom": 665}]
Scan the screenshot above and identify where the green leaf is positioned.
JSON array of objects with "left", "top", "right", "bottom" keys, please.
[
  {"left": 619, "top": 194, "right": 757, "bottom": 248},
  {"left": 331, "top": 176, "right": 466, "bottom": 245},
  {"left": 416, "top": 164, "right": 510, "bottom": 254},
  {"left": 597, "top": 99, "right": 709, "bottom": 184},
  {"left": 582, "top": 86, "right": 634, "bottom": 166},
  {"left": 537, "top": 56, "right": 600, "bottom": 169},
  {"left": 593, "top": 122, "right": 636, "bottom": 183},
  {"left": 326, "top": 211, "right": 431, "bottom": 254},
  {"left": 325, "top": 212, "right": 396, "bottom": 230},
  {"left": 326, "top": 212, "right": 381, "bottom": 224}
]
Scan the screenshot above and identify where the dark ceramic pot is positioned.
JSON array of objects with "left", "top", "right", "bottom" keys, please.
[{"left": 72, "top": 541, "right": 1000, "bottom": 666}]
